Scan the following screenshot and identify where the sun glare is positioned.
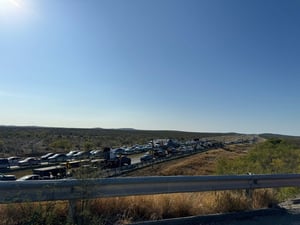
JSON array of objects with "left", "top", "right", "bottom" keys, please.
[
  {"left": 0, "top": 0, "right": 34, "bottom": 26},
  {"left": 0, "top": 0, "right": 23, "bottom": 11},
  {"left": 9, "top": 0, "right": 22, "bottom": 8}
]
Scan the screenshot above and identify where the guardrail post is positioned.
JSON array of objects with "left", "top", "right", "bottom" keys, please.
[
  {"left": 245, "top": 188, "right": 253, "bottom": 198},
  {"left": 245, "top": 176, "right": 258, "bottom": 208},
  {"left": 68, "top": 199, "right": 77, "bottom": 224}
]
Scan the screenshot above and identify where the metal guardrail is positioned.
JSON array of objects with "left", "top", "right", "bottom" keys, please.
[{"left": 1, "top": 174, "right": 300, "bottom": 204}]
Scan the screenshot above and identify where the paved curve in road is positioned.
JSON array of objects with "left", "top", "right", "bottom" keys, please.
[
  {"left": 131, "top": 198, "right": 300, "bottom": 225},
  {"left": 223, "top": 197, "right": 300, "bottom": 225}
]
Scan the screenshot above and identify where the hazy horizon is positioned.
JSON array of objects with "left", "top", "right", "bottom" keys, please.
[{"left": 1, "top": 124, "right": 298, "bottom": 137}]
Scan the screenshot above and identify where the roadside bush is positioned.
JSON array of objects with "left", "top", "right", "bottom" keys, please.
[
  {"left": 217, "top": 139, "right": 300, "bottom": 175},
  {"left": 216, "top": 139, "right": 300, "bottom": 201}
]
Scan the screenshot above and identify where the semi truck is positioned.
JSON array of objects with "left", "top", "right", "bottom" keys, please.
[{"left": 101, "top": 147, "right": 131, "bottom": 168}]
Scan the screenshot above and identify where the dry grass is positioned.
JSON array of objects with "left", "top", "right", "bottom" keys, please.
[
  {"left": 0, "top": 201, "right": 68, "bottom": 225},
  {"left": 0, "top": 189, "right": 275, "bottom": 225},
  {"left": 119, "top": 189, "right": 273, "bottom": 221}
]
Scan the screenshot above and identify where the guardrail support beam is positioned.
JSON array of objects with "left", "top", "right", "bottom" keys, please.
[
  {"left": 1, "top": 174, "right": 300, "bottom": 204},
  {"left": 68, "top": 199, "right": 77, "bottom": 224}
]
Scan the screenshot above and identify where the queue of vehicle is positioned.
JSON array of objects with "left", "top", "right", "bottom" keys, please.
[
  {"left": 0, "top": 138, "right": 222, "bottom": 171},
  {"left": 0, "top": 138, "right": 235, "bottom": 181}
]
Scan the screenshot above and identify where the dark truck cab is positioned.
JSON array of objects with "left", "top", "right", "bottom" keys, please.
[
  {"left": 0, "top": 173, "right": 16, "bottom": 181},
  {"left": 33, "top": 165, "right": 67, "bottom": 179}
]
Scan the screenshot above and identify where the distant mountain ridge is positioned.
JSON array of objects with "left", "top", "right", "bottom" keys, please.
[
  {"left": 259, "top": 133, "right": 300, "bottom": 138},
  {"left": 114, "top": 128, "right": 137, "bottom": 131}
]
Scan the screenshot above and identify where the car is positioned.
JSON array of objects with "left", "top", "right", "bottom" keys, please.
[
  {"left": 132, "top": 146, "right": 143, "bottom": 153},
  {"left": 153, "top": 149, "right": 167, "bottom": 158},
  {"left": 0, "top": 158, "right": 10, "bottom": 169},
  {"left": 7, "top": 156, "right": 21, "bottom": 167},
  {"left": 17, "top": 174, "right": 41, "bottom": 181},
  {"left": 72, "top": 151, "right": 90, "bottom": 160},
  {"left": 0, "top": 173, "right": 16, "bottom": 181},
  {"left": 90, "top": 149, "right": 103, "bottom": 158},
  {"left": 66, "top": 150, "right": 79, "bottom": 159},
  {"left": 167, "top": 147, "right": 178, "bottom": 154},
  {"left": 33, "top": 165, "right": 67, "bottom": 179},
  {"left": 123, "top": 147, "right": 134, "bottom": 155},
  {"left": 18, "top": 157, "right": 41, "bottom": 167},
  {"left": 40, "top": 153, "right": 55, "bottom": 161},
  {"left": 113, "top": 148, "right": 125, "bottom": 155},
  {"left": 48, "top": 153, "right": 67, "bottom": 163},
  {"left": 140, "top": 153, "right": 154, "bottom": 162}
]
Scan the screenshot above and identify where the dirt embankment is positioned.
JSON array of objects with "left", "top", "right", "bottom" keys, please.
[{"left": 125, "top": 144, "right": 252, "bottom": 177}]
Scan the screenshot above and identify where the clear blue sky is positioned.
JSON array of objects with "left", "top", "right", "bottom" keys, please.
[{"left": 1, "top": 0, "right": 300, "bottom": 135}]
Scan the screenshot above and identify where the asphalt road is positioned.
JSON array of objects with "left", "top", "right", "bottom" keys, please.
[
  {"left": 131, "top": 198, "right": 300, "bottom": 225},
  {"left": 214, "top": 211, "right": 300, "bottom": 225},
  {"left": 130, "top": 153, "right": 144, "bottom": 164},
  {"left": 226, "top": 197, "right": 300, "bottom": 225}
]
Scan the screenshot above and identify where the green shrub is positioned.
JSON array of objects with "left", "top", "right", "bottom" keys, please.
[
  {"left": 216, "top": 139, "right": 300, "bottom": 200},
  {"left": 217, "top": 139, "right": 300, "bottom": 175}
]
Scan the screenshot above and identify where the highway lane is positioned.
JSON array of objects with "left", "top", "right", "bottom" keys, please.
[
  {"left": 130, "top": 153, "right": 144, "bottom": 164},
  {"left": 130, "top": 208, "right": 300, "bottom": 225}
]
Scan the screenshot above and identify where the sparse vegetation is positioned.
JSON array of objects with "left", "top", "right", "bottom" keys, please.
[
  {"left": 216, "top": 138, "right": 300, "bottom": 201},
  {"left": 216, "top": 139, "right": 300, "bottom": 175},
  {"left": 50, "top": 139, "right": 73, "bottom": 151}
]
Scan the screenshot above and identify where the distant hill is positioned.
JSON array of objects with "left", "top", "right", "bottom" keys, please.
[
  {"left": 259, "top": 133, "right": 300, "bottom": 138},
  {"left": 259, "top": 133, "right": 300, "bottom": 147},
  {"left": 116, "top": 128, "right": 137, "bottom": 131}
]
